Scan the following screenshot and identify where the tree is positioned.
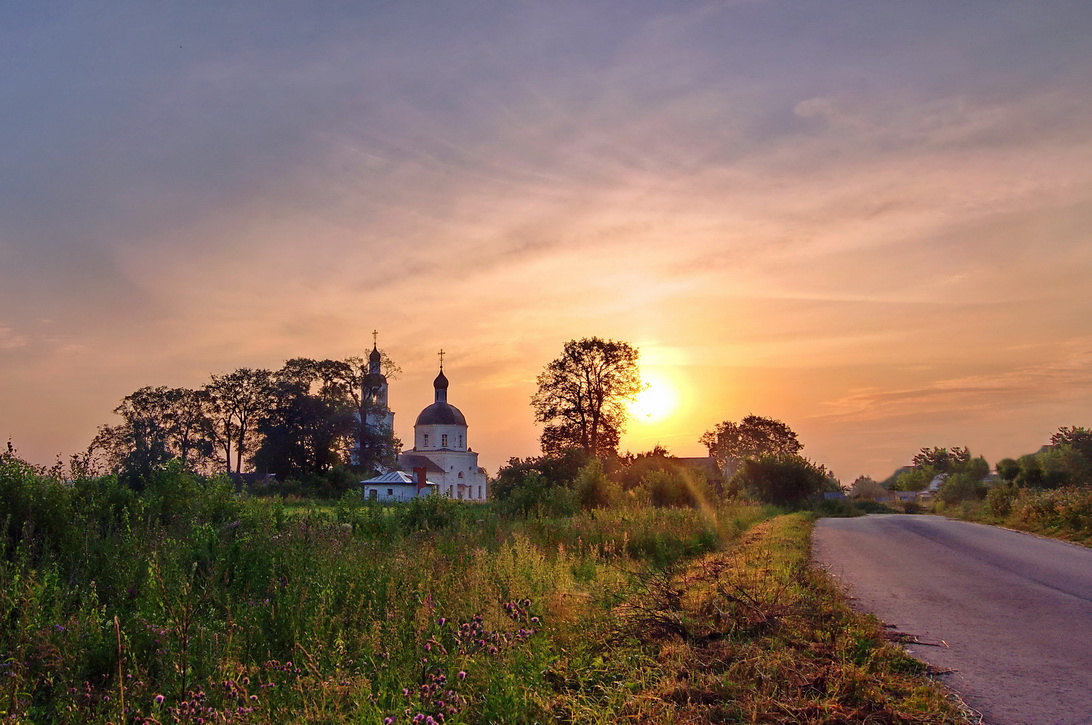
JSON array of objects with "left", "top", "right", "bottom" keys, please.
[
  {"left": 700, "top": 415, "right": 803, "bottom": 477},
  {"left": 730, "top": 453, "right": 829, "bottom": 507},
  {"left": 1050, "top": 426, "right": 1092, "bottom": 466},
  {"left": 531, "top": 338, "right": 643, "bottom": 458},
  {"left": 849, "top": 475, "right": 886, "bottom": 500},
  {"left": 204, "top": 368, "right": 274, "bottom": 474},
  {"left": 253, "top": 359, "right": 361, "bottom": 479},
  {"left": 91, "top": 385, "right": 215, "bottom": 488},
  {"left": 911, "top": 446, "right": 970, "bottom": 473}
]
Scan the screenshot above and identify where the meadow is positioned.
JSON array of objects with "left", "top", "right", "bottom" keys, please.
[{"left": 0, "top": 453, "right": 967, "bottom": 723}]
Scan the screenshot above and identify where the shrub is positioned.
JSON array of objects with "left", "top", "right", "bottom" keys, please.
[
  {"left": 936, "top": 472, "right": 987, "bottom": 505},
  {"left": 985, "top": 482, "right": 1020, "bottom": 519},
  {"left": 730, "top": 454, "right": 830, "bottom": 507},
  {"left": 636, "top": 469, "right": 704, "bottom": 508},
  {"left": 574, "top": 460, "right": 622, "bottom": 510},
  {"left": 493, "top": 471, "right": 576, "bottom": 518}
]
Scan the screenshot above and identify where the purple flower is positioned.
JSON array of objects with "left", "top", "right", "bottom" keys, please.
[
  {"left": 438, "top": 617, "right": 446, "bottom": 626},
  {"left": 154, "top": 694, "right": 165, "bottom": 705},
  {"left": 457, "top": 671, "right": 467, "bottom": 680}
]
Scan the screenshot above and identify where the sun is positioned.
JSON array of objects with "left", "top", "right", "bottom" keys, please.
[{"left": 629, "top": 371, "right": 679, "bottom": 424}]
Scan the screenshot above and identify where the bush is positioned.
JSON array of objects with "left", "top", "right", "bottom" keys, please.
[
  {"left": 574, "top": 460, "right": 622, "bottom": 510},
  {"left": 398, "top": 492, "right": 462, "bottom": 531},
  {"left": 936, "top": 472, "right": 987, "bottom": 505},
  {"left": 493, "top": 471, "right": 576, "bottom": 518},
  {"left": 985, "top": 482, "right": 1020, "bottom": 519},
  {"left": 731, "top": 454, "right": 830, "bottom": 507},
  {"left": 635, "top": 469, "right": 705, "bottom": 508}
]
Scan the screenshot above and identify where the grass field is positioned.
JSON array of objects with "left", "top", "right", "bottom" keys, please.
[{"left": 0, "top": 459, "right": 968, "bottom": 723}]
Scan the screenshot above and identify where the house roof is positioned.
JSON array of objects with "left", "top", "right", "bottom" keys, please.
[
  {"left": 398, "top": 454, "right": 446, "bottom": 474},
  {"left": 360, "top": 470, "right": 437, "bottom": 487}
]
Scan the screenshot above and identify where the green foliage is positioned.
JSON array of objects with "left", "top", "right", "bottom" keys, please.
[
  {"left": 996, "top": 457, "right": 1021, "bottom": 482},
  {"left": 894, "top": 466, "right": 937, "bottom": 492},
  {"left": 397, "top": 491, "right": 463, "bottom": 530},
  {"left": 493, "top": 471, "right": 577, "bottom": 518},
  {"left": 531, "top": 337, "right": 643, "bottom": 458},
  {"left": 956, "top": 485, "right": 1092, "bottom": 542},
  {"left": 731, "top": 454, "right": 830, "bottom": 507},
  {"left": 911, "top": 446, "right": 970, "bottom": 473},
  {"left": 634, "top": 469, "right": 706, "bottom": 508},
  {"left": 574, "top": 460, "right": 622, "bottom": 510},
  {"left": 936, "top": 472, "right": 987, "bottom": 505},
  {"left": 1050, "top": 426, "right": 1092, "bottom": 466},
  {"left": 700, "top": 415, "right": 802, "bottom": 477},
  {"left": 848, "top": 475, "right": 886, "bottom": 499}
]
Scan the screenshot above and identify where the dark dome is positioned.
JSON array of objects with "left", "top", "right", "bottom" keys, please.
[
  {"left": 369, "top": 346, "right": 381, "bottom": 363},
  {"left": 415, "top": 401, "right": 466, "bottom": 426},
  {"left": 433, "top": 370, "right": 449, "bottom": 390}
]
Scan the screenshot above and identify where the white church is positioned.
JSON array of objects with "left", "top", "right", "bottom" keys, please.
[{"left": 359, "top": 344, "right": 489, "bottom": 502}]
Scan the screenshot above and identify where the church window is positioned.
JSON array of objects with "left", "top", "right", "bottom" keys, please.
[
  {"left": 387, "top": 489, "right": 394, "bottom": 496},
  {"left": 442, "top": 434, "right": 449, "bottom": 447},
  {"left": 423, "top": 434, "right": 429, "bottom": 447},
  {"left": 458, "top": 435, "right": 463, "bottom": 448},
  {"left": 458, "top": 472, "right": 464, "bottom": 479}
]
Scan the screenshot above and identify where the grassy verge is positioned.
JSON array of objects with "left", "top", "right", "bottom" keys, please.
[
  {"left": 608, "top": 513, "right": 972, "bottom": 723},
  {"left": 936, "top": 486, "right": 1092, "bottom": 546}
]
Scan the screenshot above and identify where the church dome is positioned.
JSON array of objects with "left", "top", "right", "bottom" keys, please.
[
  {"left": 433, "top": 369, "right": 449, "bottom": 390},
  {"left": 415, "top": 401, "right": 467, "bottom": 426}
]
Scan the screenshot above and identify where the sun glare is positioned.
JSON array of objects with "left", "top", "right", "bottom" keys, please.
[{"left": 630, "top": 371, "right": 679, "bottom": 424}]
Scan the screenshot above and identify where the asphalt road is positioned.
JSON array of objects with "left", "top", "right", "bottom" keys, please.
[{"left": 813, "top": 515, "right": 1092, "bottom": 725}]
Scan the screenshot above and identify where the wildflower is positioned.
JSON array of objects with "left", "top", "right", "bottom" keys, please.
[
  {"left": 438, "top": 617, "right": 446, "bottom": 626},
  {"left": 384, "top": 719, "right": 395, "bottom": 725},
  {"left": 457, "top": 671, "right": 467, "bottom": 680},
  {"left": 154, "top": 694, "right": 165, "bottom": 705}
]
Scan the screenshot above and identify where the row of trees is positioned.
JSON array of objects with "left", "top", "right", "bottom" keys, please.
[
  {"left": 86, "top": 355, "right": 400, "bottom": 487},
  {"left": 523, "top": 337, "right": 833, "bottom": 508},
  {"left": 846, "top": 427, "right": 1092, "bottom": 506}
]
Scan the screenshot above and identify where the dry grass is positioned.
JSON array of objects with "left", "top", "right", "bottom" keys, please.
[{"left": 611, "top": 514, "right": 973, "bottom": 724}]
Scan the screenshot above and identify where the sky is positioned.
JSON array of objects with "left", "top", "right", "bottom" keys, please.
[{"left": 3, "top": 0, "right": 1092, "bottom": 481}]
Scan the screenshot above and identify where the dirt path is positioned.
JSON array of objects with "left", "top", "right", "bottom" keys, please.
[{"left": 813, "top": 514, "right": 1092, "bottom": 725}]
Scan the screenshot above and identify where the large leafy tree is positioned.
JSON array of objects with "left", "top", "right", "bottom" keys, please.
[
  {"left": 531, "top": 338, "right": 643, "bottom": 458},
  {"left": 700, "top": 415, "right": 802, "bottom": 477},
  {"left": 1051, "top": 426, "right": 1092, "bottom": 465},
  {"left": 204, "top": 368, "right": 275, "bottom": 474},
  {"left": 253, "top": 358, "right": 361, "bottom": 478},
  {"left": 91, "top": 385, "right": 215, "bottom": 487}
]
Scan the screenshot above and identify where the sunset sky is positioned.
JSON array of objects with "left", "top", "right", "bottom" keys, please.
[{"left": 3, "top": 1, "right": 1092, "bottom": 481}]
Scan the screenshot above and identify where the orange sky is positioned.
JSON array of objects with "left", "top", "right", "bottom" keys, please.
[{"left": 2, "top": 2, "right": 1092, "bottom": 480}]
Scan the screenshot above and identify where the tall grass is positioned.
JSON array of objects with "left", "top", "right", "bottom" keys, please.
[{"left": 0, "top": 454, "right": 769, "bottom": 723}]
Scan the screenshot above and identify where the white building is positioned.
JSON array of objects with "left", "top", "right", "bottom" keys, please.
[
  {"left": 361, "top": 470, "right": 437, "bottom": 502},
  {"left": 398, "top": 364, "right": 489, "bottom": 501}
]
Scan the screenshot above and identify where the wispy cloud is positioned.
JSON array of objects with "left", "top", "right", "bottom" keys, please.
[
  {"left": 0, "top": 325, "right": 27, "bottom": 350},
  {"left": 815, "top": 338, "right": 1092, "bottom": 423}
]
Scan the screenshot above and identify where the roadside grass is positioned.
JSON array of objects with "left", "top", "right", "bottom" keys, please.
[
  {"left": 936, "top": 486, "right": 1092, "bottom": 546},
  {"left": 609, "top": 514, "right": 972, "bottom": 723}
]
